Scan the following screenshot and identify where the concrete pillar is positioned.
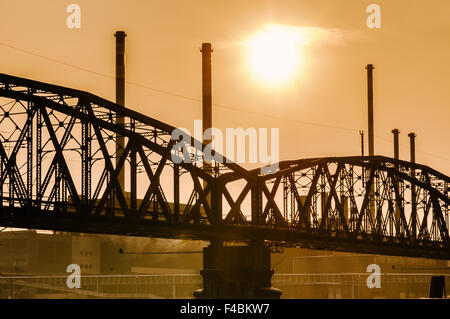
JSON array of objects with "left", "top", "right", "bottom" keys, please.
[{"left": 194, "top": 241, "right": 282, "bottom": 298}]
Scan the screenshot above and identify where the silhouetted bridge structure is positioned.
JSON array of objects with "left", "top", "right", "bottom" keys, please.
[{"left": 0, "top": 73, "right": 449, "bottom": 297}]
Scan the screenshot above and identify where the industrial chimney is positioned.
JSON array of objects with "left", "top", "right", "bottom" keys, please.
[
  {"left": 115, "top": 31, "right": 126, "bottom": 191},
  {"left": 408, "top": 132, "right": 416, "bottom": 164},
  {"left": 201, "top": 43, "right": 212, "bottom": 153},
  {"left": 409, "top": 132, "right": 417, "bottom": 238},
  {"left": 360, "top": 131, "right": 364, "bottom": 157},
  {"left": 201, "top": 43, "right": 213, "bottom": 176},
  {"left": 366, "top": 64, "right": 375, "bottom": 156},
  {"left": 392, "top": 129, "right": 400, "bottom": 160}
]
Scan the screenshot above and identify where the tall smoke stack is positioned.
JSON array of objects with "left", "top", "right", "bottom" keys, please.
[
  {"left": 409, "top": 132, "right": 417, "bottom": 239},
  {"left": 366, "top": 64, "right": 375, "bottom": 221},
  {"left": 408, "top": 132, "right": 416, "bottom": 163},
  {"left": 392, "top": 129, "right": 400, "bottom": 160},
  {"left": 201, "top": 43, "right": 213, "bottom": 178},
  {"left": 392, "top": 129, "right": 401, "bottom": 233},
  {"left": 201, "top": 43, "right": 213, "bottom": 219},
  {"left": 201, "top": 43, "right": 212, "bottom": 154},
  {"left": 366, "top": 64, "right": 375, "bottom": 156},
  {"left": 115, "top": 31, "right": 126, "bottom": 191},
  {"left": 360, "top": 131, "right": 364, "bottom": 157}
]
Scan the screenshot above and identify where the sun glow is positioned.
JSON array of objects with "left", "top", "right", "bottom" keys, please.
[{"left": 246, "top": 24, "right": 305, "bottom": 85}]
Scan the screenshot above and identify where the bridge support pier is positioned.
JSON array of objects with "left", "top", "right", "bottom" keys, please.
[{"left": 194, "top": 241, "right": 282, "bottom": 299}]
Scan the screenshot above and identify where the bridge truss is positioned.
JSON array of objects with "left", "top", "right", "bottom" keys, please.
[{"left": 0, "top": 73, "right": 448, "bottom": 259}]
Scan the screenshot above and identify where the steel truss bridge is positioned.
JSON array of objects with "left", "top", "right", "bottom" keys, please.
[{"left": 0, "top": 73, "right": 448, "bottom": 259}]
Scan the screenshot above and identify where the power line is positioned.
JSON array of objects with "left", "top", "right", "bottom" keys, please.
[
  {"left": 213, "top": 102, "right": 360, "bottom": 133},
  {"left": 1, "top": 41, "right": 450, "bottom": 164},
  {"left": 0, "top": 42, "right": 111, "bottom": 79},
  {"left": 0, "top": 41, "right": 359, "bottom": 133}
]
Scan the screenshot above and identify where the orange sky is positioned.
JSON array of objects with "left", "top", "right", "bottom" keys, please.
[{"left": 1, "top": 0, "right": 449, "bottom": 176}]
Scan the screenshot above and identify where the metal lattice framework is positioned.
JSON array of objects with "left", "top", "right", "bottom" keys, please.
[{"left": 0, "top": 73, "right": 448, "bottom": 259}]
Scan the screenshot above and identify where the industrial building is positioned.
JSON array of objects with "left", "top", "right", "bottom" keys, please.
[{"left": 0, "top": 230, "right": 448, "bottom": 298}]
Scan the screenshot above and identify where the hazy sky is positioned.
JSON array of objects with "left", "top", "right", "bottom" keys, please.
[{"left": 1, "top": 0, "right": 449, "bottom": 175}]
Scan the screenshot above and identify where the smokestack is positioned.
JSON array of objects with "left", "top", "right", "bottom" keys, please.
[
  {"left": 201, "top": 43, "right": 213, "bottom": 214},
  {"left": 408, "top": 132, "right": 416, "bottom": 163},
  {"left": 365, "top": 64, "right": 375, "bottom": 221},
  {"left": 409, "top": 132, "right": 417, "bottom": 239},
  {"left": 115, "top": 31, "right": 126, "bottom": 190},
  {"left": 201, "top": 43, "right": 213, "bottom": 176},
  {"left": 392, "top": 129, "right": 400, "bottom": 160},
  {"left": 366, "top": 64, "right": 375, "bottom": 156},
  {"left": 201, "top": 43, "right": 212, "bottom": 150},
  {"left": 360, "top": 131, "right": 364, "bottom": 157},
  {"left": 392, "top": 129, "right": 401, "bottom": 233}
]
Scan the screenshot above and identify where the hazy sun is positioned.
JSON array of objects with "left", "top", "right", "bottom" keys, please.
[{"left": 246, "top": 25, "right": 304, "bottom": 85}]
